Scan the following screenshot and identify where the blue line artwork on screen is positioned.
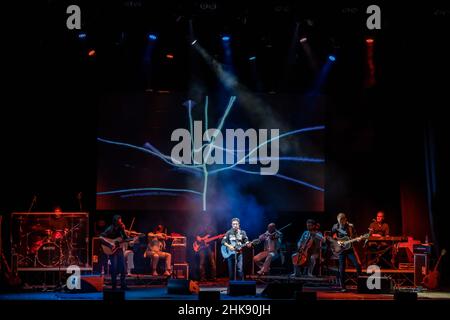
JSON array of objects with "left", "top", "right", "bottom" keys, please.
[{"left": 97, "top": 95, "right": 325, "bottom": 212}]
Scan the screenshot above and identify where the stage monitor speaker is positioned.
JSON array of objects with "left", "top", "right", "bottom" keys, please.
[
  {"left": 199, "top": 290, "right": 221, "bottom": 301},
  {"left": 414, "top": 254, "right": 428, "bottom": 287},
  {"left": 357, "top": 276, "right": 393, "bottom": 293},
  {"left": 103, "top": 289, "right": 125, "bottom": 302},
  {"left": 167, "top": 279, "right": 199, "bottom": 295},
  {"left": 261, "top": 283, "right": 303, "bottom": 299},
  {"left": 227, "top": 281, "right": 256, "bottom": 296},
  {"left": 394, "top": 291, "right": 418, "bottom": 301}
]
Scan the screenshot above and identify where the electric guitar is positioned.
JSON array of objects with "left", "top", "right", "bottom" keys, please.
[
  {"left": 328, "top": 233, "right": 370, "bottom": 255},
  {"left": 100, "top": 236, "right": 135, "bottom": 255},
  {"left": 423, "top": 249, "right": 447, "bottom": 290},
  {"left": 193, "top": 234, "right": 225, "bottom": 253}
]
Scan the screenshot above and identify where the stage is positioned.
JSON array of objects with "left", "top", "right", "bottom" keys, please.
[{"left": 1, "top": 278, "right": 449, "bottom": 301}]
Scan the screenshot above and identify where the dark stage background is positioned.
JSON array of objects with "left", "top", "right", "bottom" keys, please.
[{"left": 2, "top": 1, "right": 450, "bottom": 285}]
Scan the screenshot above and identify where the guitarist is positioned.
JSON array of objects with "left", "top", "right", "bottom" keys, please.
[
  {"left": 331, "top": 213, "right": 362, "bottom": 292},
  {"left": 195, "top": 220, "right": 217, "bottom": 281},
  {"left": 100, "top": 215, "right": 128, "bottom": 290},
  {"left": 221, "top": 218, "right": 251, "bottom": 280}
]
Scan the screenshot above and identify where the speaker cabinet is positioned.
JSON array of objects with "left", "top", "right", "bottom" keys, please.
[
  {"left": 414, "top": 254, "right": 428, "bottom": 287},
  {"left": 227, "top": 280, "right": 256, "bottom": 296}
]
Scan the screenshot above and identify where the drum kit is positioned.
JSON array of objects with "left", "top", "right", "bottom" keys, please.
[{"left": 16, "top": 218, "right": 82, "bottom": 268}]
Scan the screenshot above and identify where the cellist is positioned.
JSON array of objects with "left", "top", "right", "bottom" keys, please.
[{"left": 291, "top": 219, "right": 324, "bottom": 277}]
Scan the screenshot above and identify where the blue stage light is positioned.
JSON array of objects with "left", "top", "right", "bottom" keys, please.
[
  {"left": 148, "top": 34, "right": 158, "bottom": 41},
  {"left": 249, "top": 56, "right": 256, "bottom": 61},
  {"left": 328, "top": 55, "right": 336, "bottom": 61},
  {"left": 78, "top": 33, "right": 87, "bottom": 39},
  {"left": 222, "top": 35, "right": 231, "bottom": 41}
]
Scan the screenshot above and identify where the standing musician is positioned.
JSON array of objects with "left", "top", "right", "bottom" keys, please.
[
  {"left": 194, "top": 219, "right": 217, "bottom": 281},
  {"left": 292, "top": 219, "right": 324, "bottom": 277},
  {"left": 146, "top": 225, "right": 172, "bottom": 276},
  {"left": 221, "top": 218, "right": 252, "bottom": 280},
  {"left": 100, "top": 215, "right": 128, "bottom": 290},
  {"left": 253, "top": 223, "right": 283, "bottom": 275},
  {"left": 331, "top": 213, "right": 362, "bottom": 291}
]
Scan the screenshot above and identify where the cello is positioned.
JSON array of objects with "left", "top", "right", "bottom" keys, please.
[{"left": 292, "top": 235, "right": 314, "bottom": 266}]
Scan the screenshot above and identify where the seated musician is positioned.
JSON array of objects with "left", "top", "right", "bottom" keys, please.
[
  {"left": 291, "top": 219, "right": 324, "bottom": 277},
  {"left": 145, "top": 224, "right": 172, "bottom": 276},
  {"left": 253, "top": 223, "right": 283, "bottom": 275},
  {"left": 124, "top": 235, "right": 145, "bottom": 276},
  {"left": 367, "top": 211, "right": 392, "bottom": 267},
  {"left": 369, "top": 211, "right": 389, "bottom": 237}
]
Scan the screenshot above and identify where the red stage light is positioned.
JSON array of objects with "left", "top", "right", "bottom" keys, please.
[
  {"left": 366, "top": 38, "right": 374, "bottom": 44},
  {"left": 166, "top": 54, "right": 174, "bottom": 59},
  {"left": 88, "top": 49, "right": 96, "bottom": 57}
]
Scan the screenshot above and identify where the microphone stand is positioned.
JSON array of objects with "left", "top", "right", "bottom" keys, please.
[
  {"left": 28, "top": 195, "right": 37, "bottom": 213},
  {"left": 77, "top": 192, "right": 83, "bottom": 212}
]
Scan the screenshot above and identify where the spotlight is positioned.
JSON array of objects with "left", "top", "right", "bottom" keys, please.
[
  {"left": 191, "top": 39, "right": 198, "bottom": 45},
  {"left": 221, "top": 35, "right": 231, "bottom": 41},
  {"left": 88, "top": 49, "right": 96, "bottom": 57},
  {"left": 300, "top": 37, "right": 307, "bottom": 43},
  {"left": 148, "top": 34, "right": 158, "bottom": 41},
  {"left": 166, "top": 54, "right": 174, "bottom": 59},
  {"left": 328, "top": 55, "right": 336, "bottom": 61},
  {"left": 249, "top": 56, "right": 256, "bottom": 61},
  {"left": 366, "top": 38, "right": 374, "bottom": 44},
  {"left": 78, "top": 33, "right": 87, "bottom": 39}
]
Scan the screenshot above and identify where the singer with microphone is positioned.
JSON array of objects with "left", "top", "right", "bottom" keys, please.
[{"left": 221, "top": 218, "right": 251, "bottom": 281}]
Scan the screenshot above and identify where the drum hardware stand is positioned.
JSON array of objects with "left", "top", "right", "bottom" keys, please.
[{"left": 53, "top": 241, "right": 65, "bottom": 291}]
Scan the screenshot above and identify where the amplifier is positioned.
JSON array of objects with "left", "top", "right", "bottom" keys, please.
[
  {"left": 414, "top": 254, "right": 428, "bottom": 287},
  {"left": 173, "top": 263, "right": 189, "bottom": 279},
  {"left": 171, "top": 244, "right": 187, "bottom": 264},
  {"left": 413, "top": 244, "right": 432, "bottom": 254}
]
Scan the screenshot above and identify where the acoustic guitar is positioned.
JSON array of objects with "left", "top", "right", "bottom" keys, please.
[
  {"left": 100, "top": 237, "right": 135, "bottom": 255},
  {"left": 328, "top": 233, "right": 370, "bottom": 255}
]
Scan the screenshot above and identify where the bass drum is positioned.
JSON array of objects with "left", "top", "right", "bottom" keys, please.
[{"left": 37, "top": 242, "right": 61, "bottom": 267}]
